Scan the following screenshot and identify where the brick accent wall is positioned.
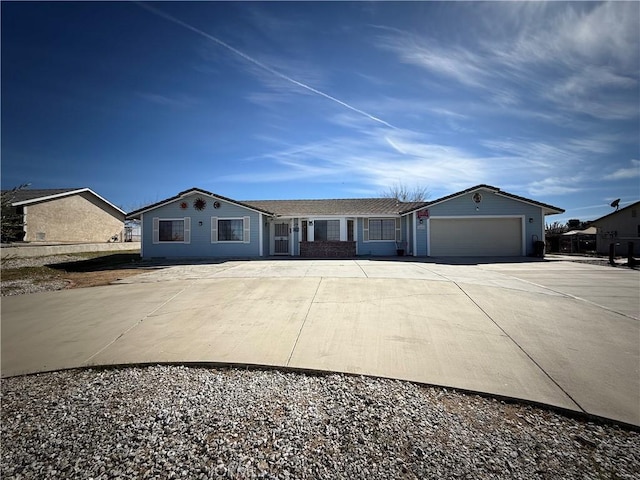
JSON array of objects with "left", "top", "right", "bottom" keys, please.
[{"left": 300, "top": 241, "right": 356, "bottom": 258}]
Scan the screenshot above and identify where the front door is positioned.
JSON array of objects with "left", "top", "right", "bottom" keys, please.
[{"left": 273, "top": 222, "right": 290, "bottom": 255}]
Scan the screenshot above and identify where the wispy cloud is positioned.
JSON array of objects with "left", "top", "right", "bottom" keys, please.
[
  {"left": 136, "top": 2, "right": 396, "bottom": 129},
  {"left": 137, "top": 92, "right": 198, "bottom": 108},
  {"left": 527, "top": 177, "right": 583, "bottom": 196},
  {"left": 377, "top": 2, "right": 639, "bottom": 121},
  {"left": 604, "top": 159, "right": 640, "bottom": 180},
  {"left": 219, "top": 122, "right": 492, "bottom": 194}
]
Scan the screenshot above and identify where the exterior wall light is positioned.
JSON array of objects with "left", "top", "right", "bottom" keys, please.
[
  {"left": 529, "top": 217, "right": 534, "bottom": 223},
  {"left": 198, "top": 221, "right": 203, "bottom": 226}
]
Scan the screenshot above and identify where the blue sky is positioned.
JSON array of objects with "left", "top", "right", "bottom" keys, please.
[{"left": 2, "top": 1, "right": 638, "bottom": 223}]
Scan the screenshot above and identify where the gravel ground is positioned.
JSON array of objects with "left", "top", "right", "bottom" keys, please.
[
  {"left": 1, "top": 254, "right": 86, "bottom": 269},
  {"left": 2, "top": 366, "right": 638, "bottom": 479},
  {"left": 1, "top": 255, "right": 82, "bottom": 296},
  {"left": 1, "top": 278, "right": 70, "bottom": 296}
]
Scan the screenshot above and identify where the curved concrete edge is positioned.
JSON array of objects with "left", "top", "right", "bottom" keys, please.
[
  {"left": 4, "top": 361, "right": 638, "bottom": 432},
  {"left": 2, "top": 263, "right": 637, "bottom": 428}
]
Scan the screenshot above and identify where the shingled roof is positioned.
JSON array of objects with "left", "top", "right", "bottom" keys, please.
[
  {"left": 398, "top": 184, "right": 564, "bottom": 215},
  {"left": 3, "top": 188, "right": 82, "bottom": 204},
  {"left": 126, "top": 185, "right": 563, "bottom": 218},
  {"left": 3, "top": 188, "right": 126, "bottom": 215},
  {"left": 243, "top": 198, "right": 427, "bottom": 216},
  {"left": 126, "top": 188, "right": 275, "bottom": 218}
]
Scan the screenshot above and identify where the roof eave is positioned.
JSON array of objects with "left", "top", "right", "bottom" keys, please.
[
  {"left": 12, "top": 188, "right": 126, "bottom": 215},
  {"left": 126, "top": 188, "right": 275, "bottom": 219}
]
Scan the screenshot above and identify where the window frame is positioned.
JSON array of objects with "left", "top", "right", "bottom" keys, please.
[
  {"left": 367, "top": 218, "right": 397, "bottom": 242},
  {"left": 153, "top": 217, "right": 191, "bottom": 244},
  {"left": 211, "top": 216, "right": 251, "bottom": 244},
  {"left": 362, "top": 217, "right": 402, "bottom": 243}
]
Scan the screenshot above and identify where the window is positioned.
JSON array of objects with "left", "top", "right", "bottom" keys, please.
[
  {"left": 369, "top": 219, "right": 396, "bottom": 241},
  {"left": 153, "top": 218, "right": 190, "bottom": 243},
  {"left": 159, "top": 220, "right": 184, "bottom": 242},
  {"left": 211, "top": 216, "right": 250, "bottom": 244},
  {"left": 218, "top": 219, "right": 244, "bottom": 242},
  {"left": 314, "top": 220, "right": 340, "bottom": 241}
]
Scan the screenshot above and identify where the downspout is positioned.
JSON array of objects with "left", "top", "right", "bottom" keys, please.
[
  {"left": 140, "top": 213, "right": 144, "bottom": 258},
  {"left": 259, "top": 214, "right": 263, "bottom": 257},
  {"left": 405, "top": 214, "right": 410, "bottom": 255},
  {"left": 412, "top": 211, "right": 417, "bottom": 257}
]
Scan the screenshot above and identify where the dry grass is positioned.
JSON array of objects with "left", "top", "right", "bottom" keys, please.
[{"left": 1, "top": 252, "right": 144, "bottom": 295}]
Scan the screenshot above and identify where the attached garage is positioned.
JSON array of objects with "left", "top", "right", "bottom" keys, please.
[{"left": 429, "top": 217, "right": 524, "bottom": 257}]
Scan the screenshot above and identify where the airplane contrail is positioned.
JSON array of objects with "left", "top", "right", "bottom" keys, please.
[{"left": 135, "top": 2, "right": 396, "bottom": 129}]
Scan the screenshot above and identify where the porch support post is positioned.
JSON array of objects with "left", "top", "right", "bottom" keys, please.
[
  {"left": 259, "top": 214, "right": 264, "bottom": 257},
  {"left": 308, "top": 219, "right": 315, "bottom": 242},
  {"left": 413, "top": 211, "right": 418, "bottom": 257},
  {"left": 290, "top": 218, "right": 295, "bottom": 256},
  {"left": 340, "top": 218, "right": 347, "bottom": 241}
]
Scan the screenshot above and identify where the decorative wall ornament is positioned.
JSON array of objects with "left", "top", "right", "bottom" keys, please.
[
  {"left": 180, "top": 201, "right": 188, "bottom": 209},
  {"left": 213, "top": 201, "right": 221, "bottom": 209},
  {"left": 472, "top": 192, "right": 483, "bottom": 204},
  {"left": 193, "top": 198, "right": 207, "bottom": 211}
]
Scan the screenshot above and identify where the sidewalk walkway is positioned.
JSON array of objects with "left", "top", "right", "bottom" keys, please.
[{"left": 2, "top": 259, "right": 638, "bottom": 427}]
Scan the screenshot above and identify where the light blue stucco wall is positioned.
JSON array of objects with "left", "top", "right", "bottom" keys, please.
[
  {"left": 141, "top": 193, "right": 262, "bottom": 258},
  {"left": 419, "top": 189, "right": 545, "bottom": 256}
]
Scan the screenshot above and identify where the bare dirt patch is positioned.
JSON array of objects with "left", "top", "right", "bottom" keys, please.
[{"left": 1, "top": 252, "right": 144, "bottom": 295}]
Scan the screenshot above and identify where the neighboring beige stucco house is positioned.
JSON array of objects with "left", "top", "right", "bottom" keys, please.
[
  {"left": 9, "top": 188, "right": 125, "bottom": 243},
  {"left": 591, "top": 201, "right": 640, "bottom": 256}
]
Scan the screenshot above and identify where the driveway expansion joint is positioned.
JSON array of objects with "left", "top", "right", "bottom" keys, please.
[
  {"left": 506, "top": 276, "right": 640, "bottom": 321},
  {"left": 286, "top": 278, "right": 322, "bottom": 366},
  {"left": 81, "top": 281, "right": 195, "bottom": 366},
  {"left": 454, "top": 281, "right": 587, "bottom": 415}
]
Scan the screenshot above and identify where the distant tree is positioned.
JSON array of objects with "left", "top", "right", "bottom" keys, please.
[
  {"left": 380, "top": 182, "right": 430, "bottom": 202},
  {"left": 1, "top": 183, "right": 30, "bottom": 242},
  {"left": 566, "top": 219, "right": 591, "bottom": 231},
  {"left": 545, "top": 221, "right": 567, "bottom": 235},
  {"left": 566, "top": 219, "right": 581, "bottom": 230}
]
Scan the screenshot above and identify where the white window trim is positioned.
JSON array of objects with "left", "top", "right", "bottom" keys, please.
[
  {"left": 365, "top": 217, "right": 398, "bottom": 242},
  {"left": 212, "top": 216, "right": 250, "bottom": 243},
  {"left": 153, "top": 217, "right": 191, "bottom": 244}
]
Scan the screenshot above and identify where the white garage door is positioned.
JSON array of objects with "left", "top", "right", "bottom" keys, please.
[{"left": 430, "top": 217, "right": 523, "bottom": 257}]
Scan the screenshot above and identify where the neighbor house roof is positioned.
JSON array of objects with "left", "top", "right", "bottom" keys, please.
[
  {"left": 400, "top": 184, "right": 565, "bottom": 215},
  {"left": 126, "top": 187, "right": 275, "bottom": 219},
  {"left": 243, "top": 198, "right": 427, "bottom": 217},
  {"left": 5, "top": 188, "right": 126, "bottom": 215},
  {"left": 563, "top": 226, "right": 597, "bottom": 236},
  {"left": 590, "top": 201, "right": 640, "bottom": 225}
]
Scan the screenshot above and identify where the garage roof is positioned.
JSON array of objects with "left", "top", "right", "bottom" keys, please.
[{"left": 400, "top": 184, "right": 565, "bottom": 215}]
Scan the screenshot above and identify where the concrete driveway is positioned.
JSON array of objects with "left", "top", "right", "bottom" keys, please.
[{"left": 2, "top": 258, "right": 638, "bottom": 427}]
